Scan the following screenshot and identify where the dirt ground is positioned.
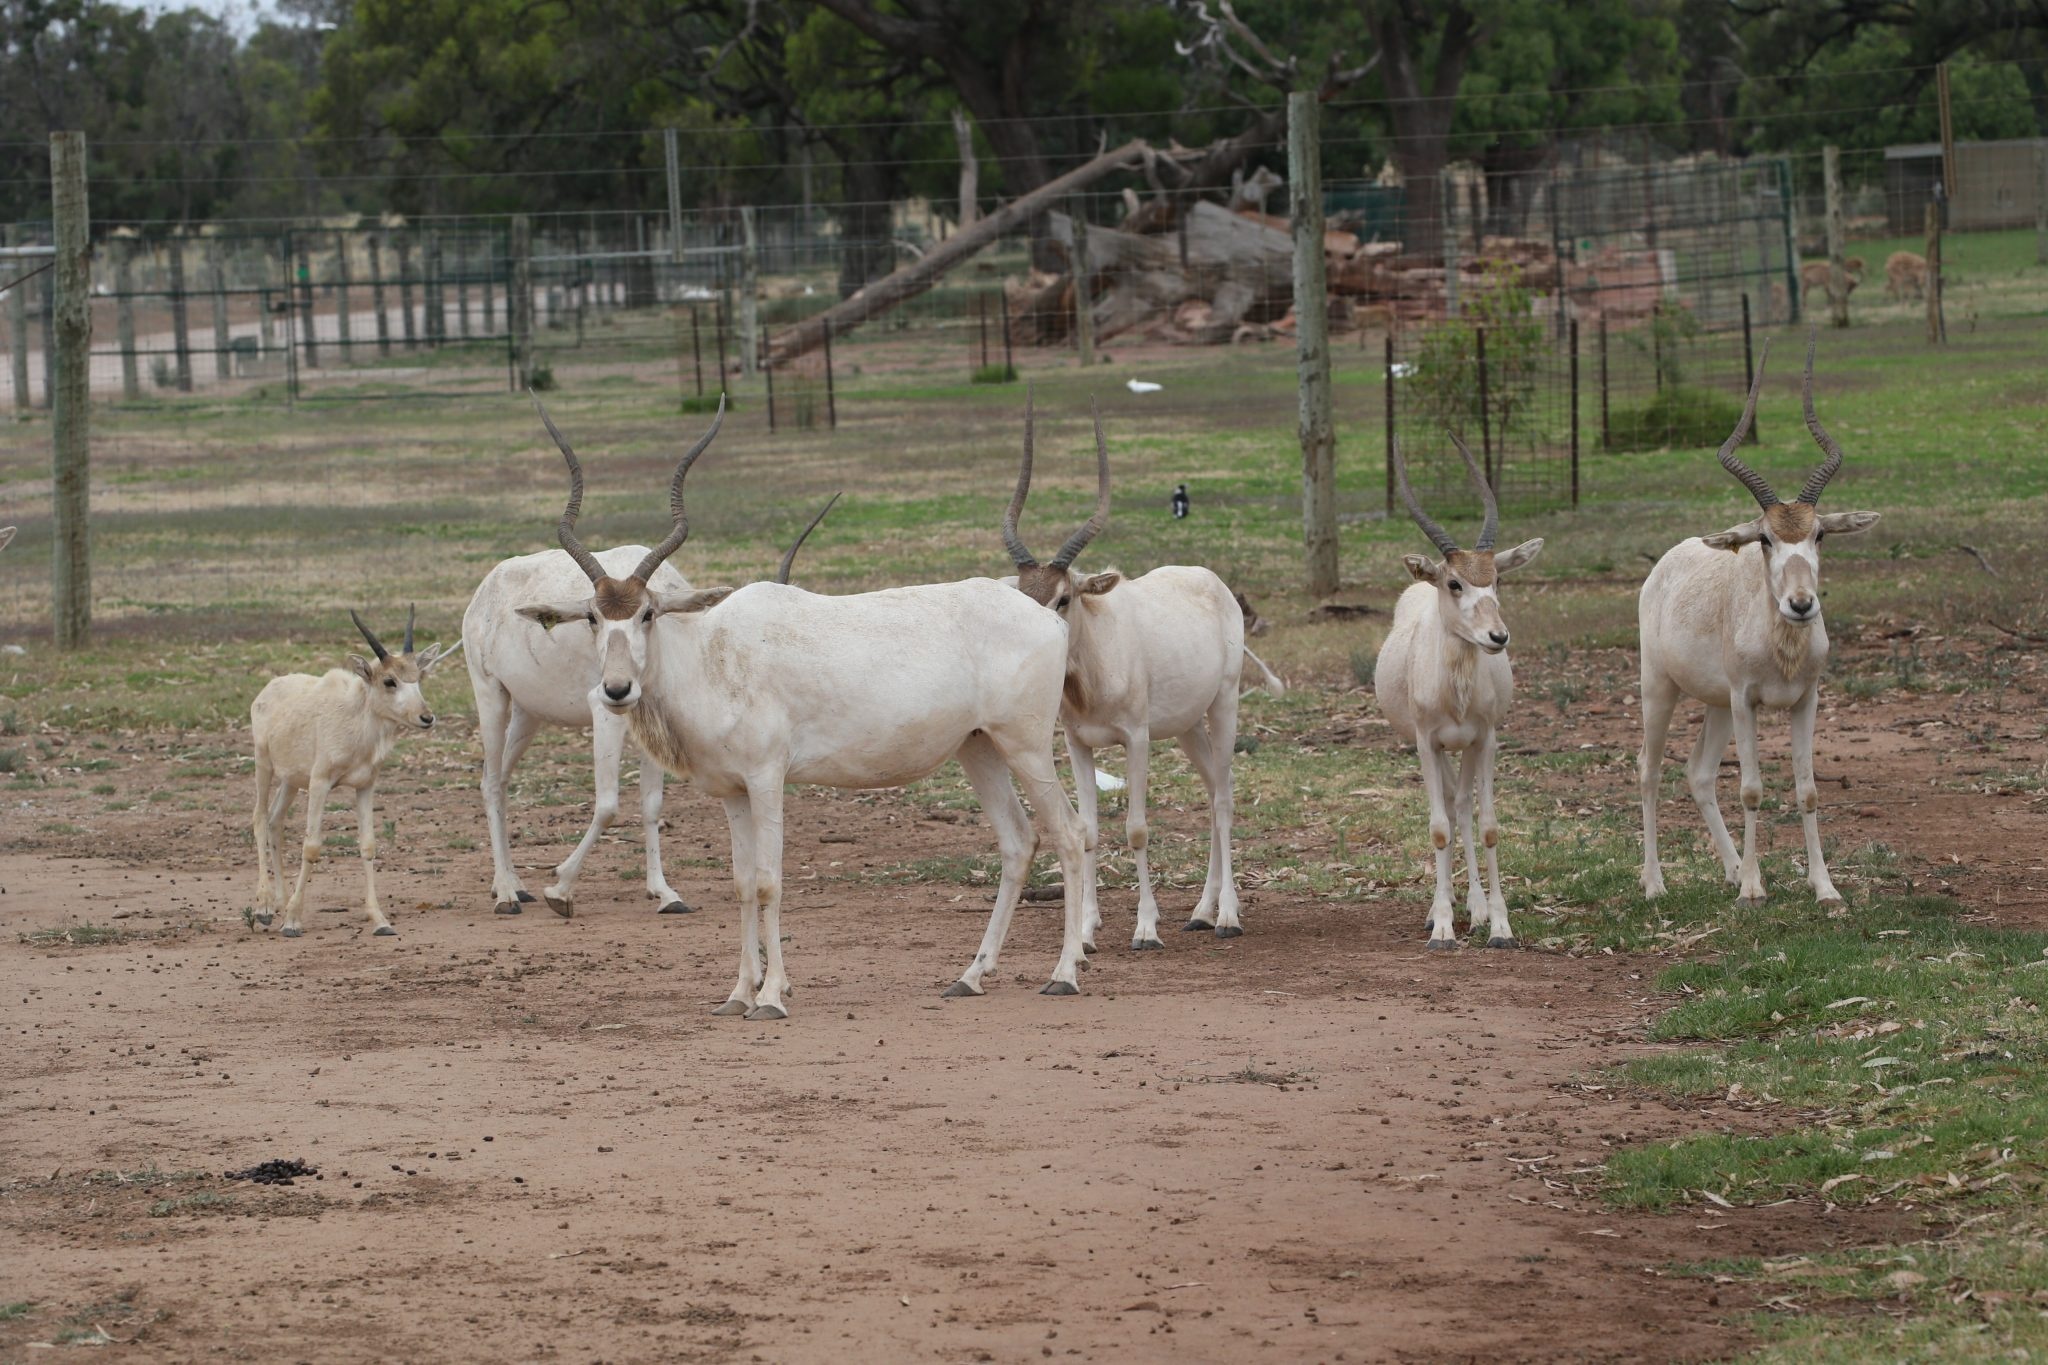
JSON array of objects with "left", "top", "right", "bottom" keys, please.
[{"left": 2, "top": 635, "right": 2042, "bottom": 1362}]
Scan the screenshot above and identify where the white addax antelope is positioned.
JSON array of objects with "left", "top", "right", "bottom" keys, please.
[
  {"left": 1374, "top": 435, "right": 1544, "bottom": 948},
  {"left": 1639, "top": 336, "right": 1879, "bottom": 905},
  {"left": 998, "top": 397, "right": 1254, "bottom": 949},
  {"left": 513, "top": 402, "right": 1093, "bottom": 1017},
  {"left": 251, "top": 608, "right": 460, "bottom": 938},
  {"left": 462, "top": 402, "right": 834, "bottom": 919}
]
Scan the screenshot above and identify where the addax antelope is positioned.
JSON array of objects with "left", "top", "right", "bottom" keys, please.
[
  {"left": 1639, "top": 335, "right": 1879, "bottom": 905},
  {"left": 462, "top": 400, "right": 833, "bottom": 919},
  {"left": 251, "top": 608, "right": 459, "bottom": 938},
  {"left": 1374, "top": 435, "right": 1544, "bottom": 948},
  {"left": 999, "top": 396, "right": 1252, "bottom": 949},
  {"left": 514, "top": 401, "right": 1093, "bottom": 1017}
]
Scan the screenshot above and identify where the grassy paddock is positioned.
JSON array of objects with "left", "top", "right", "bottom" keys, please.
[{"left": 2, "top": 297, "right": 2047, "bottom": 1358}]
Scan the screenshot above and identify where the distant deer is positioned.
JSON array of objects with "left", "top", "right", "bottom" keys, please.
[
  {"left": 1885, "top": 251, "right": 1928, "bottom": 302},
  {"left": 1638, "top": 335, "right": 1880, "bottom": 904}
]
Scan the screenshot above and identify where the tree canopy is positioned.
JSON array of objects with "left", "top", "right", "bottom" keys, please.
[{"left": 1, "top": 0, "right": 2043, "bottom": 230}]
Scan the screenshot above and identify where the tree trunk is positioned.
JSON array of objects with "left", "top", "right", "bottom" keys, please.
[
  {"left": 770, "top": 140, "right": 1148, "bottom": 367},
  {"left": 953, "top": 108, "right": 980, "bottom": 230},
  {"left": 836, "top": 158, "right": 897, "bottom": 300},
  {"left": 1360, "top": 1, "right": 1483, "bottom": 262}
]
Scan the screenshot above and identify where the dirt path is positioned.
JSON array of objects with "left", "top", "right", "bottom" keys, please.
[
  {"left": 0, "top": 816, "right": 1871, "bottom": 1361},
  {"left": 4, "top": 633, "right": 2036, "bottom": 1361}
]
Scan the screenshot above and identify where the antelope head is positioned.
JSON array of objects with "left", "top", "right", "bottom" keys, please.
[
  {"left": 516, "top": 397, "right": 736, "bottom": 713},
  {"left": 1391, "top": 433, "right": 1543, "bottom": 654},
  {"left": 347, "top": 604, "right": 459, "bottom": 731},
  {"left": 1701, "top": 335, "right": 1880, "bottom": 626},
  {"left": 1001, "top": 390, "right": 1117, "bottom": 614}
]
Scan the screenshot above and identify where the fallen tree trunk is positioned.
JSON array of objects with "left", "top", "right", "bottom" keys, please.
[
  {"left": 766, "top": 139, "right": 1148, "bottom": 367},
  {"left": 1009, "top": 201, "right": 1295, "bottom": 347}
]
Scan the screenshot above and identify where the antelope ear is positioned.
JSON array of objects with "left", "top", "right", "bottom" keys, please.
[
  {"left": 516, "top": 599, "right": 597, "bottom": 631},
  {"left": 1700, "top": 521, "right": 1767, "bottom": 552},
  {"left": 1493, "top": 538, "right": 1544, "bottom": 575},
  {"left": 650, "top": 586, "right": 736, "bottom": 615},
  {"left": 1817, "top": 510, "right": 1880, "bottom": 536},
  {"left": 418, "top": 640, "right": 464, "bottom": 673},
  {"left": 346, "top": 654, "right": 376, "bottom": 682},
  {"left": 1402, "top": 554, "right": 1441, "bottom": 584},
  {"left": 1078, "top": 571, "right": 1122, "bottom": 596}
]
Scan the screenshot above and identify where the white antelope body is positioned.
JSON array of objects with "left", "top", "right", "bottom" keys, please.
[
  {"left": 998, "top": 399, "right": 1249, "bottom": 948},
  {"left": 1373, "top": 437, "right": 1544, "bottom": 947},
  {"left": 1639, "top": 337, "right": 1879, "bottom": 904},
  {"left": 251, "top": 609, "right": 458, "bottom": 937},
  {"left": 513, "top": 401, "right": 1093, "bottom": 1018},
  {"left": 462, "top": 489, "right": 835, "bottom": 920}
]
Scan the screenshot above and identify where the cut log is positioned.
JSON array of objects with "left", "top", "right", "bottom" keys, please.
[{"left": 766, "top": 139, "right": 1148, "bottom": 367}]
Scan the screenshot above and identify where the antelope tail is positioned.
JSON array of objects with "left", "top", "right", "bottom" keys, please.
[{"left": 1242, "top": 646, "right": 1286, "bottom": 697}]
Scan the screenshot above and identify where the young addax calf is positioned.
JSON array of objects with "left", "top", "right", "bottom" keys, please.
[
  {"left": 1639, "top": 336, "right": 1879, "bottom": 904},
  {"left": 251, "top": 609, "right": 459, "bottom": 937},
  {"left": 999, "top": 397, "right": 1252, "bottom": 949},
  {"left": 1374, "top": 436, "right": 1543, "bottom": 948}
]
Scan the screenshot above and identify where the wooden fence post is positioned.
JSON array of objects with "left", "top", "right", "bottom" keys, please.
[
  {"left": 115, "top": 241, "right": 140, "bottom": 400},
  {"left": 1925, "top": 200, "right": 1944, "bottom": 345},
  {"left": 1288, "top": 91, "right": 1339, "bottom": 598},
  {"left": 510, "top": 215, "right": 533, "bottom": 389},
  {"left": 1823, "top": 145, "right": 1849, "bottom": 329},
  {"left": 51, "top": 130, "right": 92, "bottom": 648},
  {"left": 334, "top": 233, "right": 353, "bottom": 362},
  {"left": 168, "top": 238, "right": 193, "bottom": 392}
]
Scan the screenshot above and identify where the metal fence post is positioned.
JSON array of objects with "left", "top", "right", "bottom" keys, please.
[
  {"left": 1475, "top": 325, "right": 1493, "bottom": 488},
  {"left": 1598, "top": 317, "right": 1610, "bottom": 452},
  {"left": 823, "top": 318, "right": 837, "bottom": 430},
  {"left": 691, "top": 306, "right": 704, "bottom": 396},
  {"left": 740, "top": 206, "right": 759, "bottom": 378},
  {"left": 51, "top": 130, "right": 92, "bottom": 648},
  {"left": 1383, "top": 333, "right": 1396, "bottom": 517},
  {"left": 5, "top": 226, "right": 29, "bottom": 411},
  {"left": 1740, "top": 293, "right": 1759, "bottom": 445},
  {"left": 1568, "top": 319, "right": 1580, "bottom": 509},
  {"left": 764, "top": 327, "right": 777, "bottom": 433},
  {"left": 296, "top": 234, "right": 319, "bottom": 369}
]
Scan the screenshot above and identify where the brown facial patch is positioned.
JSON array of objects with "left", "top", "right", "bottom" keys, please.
[
  {"left": 593, "top": 577, "right": 651, "bottom": 621},
  {"left": 1762, "top": 503, "right": 1817, "bottom": 544},
  {"left": 1013, "top": 565, "right": 1071, "bottom": 608},
  {"left": 1442, "top": 550, "right": 1497, "bottom": 588}
]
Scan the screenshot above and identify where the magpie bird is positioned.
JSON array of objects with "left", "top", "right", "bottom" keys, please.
[{"left": 1171, "top": 483, "right": 1190, "bottom": 519}]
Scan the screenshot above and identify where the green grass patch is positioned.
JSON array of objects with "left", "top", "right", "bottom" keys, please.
[{"left": 20, "top": 923, "right": 136, "bottom": 947}]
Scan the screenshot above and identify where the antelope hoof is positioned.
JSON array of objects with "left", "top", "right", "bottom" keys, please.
[
  {"left": 1213, "top": 925, "right": 1244, "bottom": 940},
  {"left": 1041, "top": 980, "right": 1080, "bottom": 996},
  {"left": 281, "top": 927, "right": 303, "bottom": 939},
  {"left": 545, "top": 894, "right": 574, "bottom": 919},
  {"left": 1425, "top": 939, "right": 1456, "bottom": 952},
  {"left": 494, "top": 901, "right": 522, "bottom": 916},
  {"left": 1081, "top": 940, "right": 1097, "bottom": 956},
  {"left": 1182, "top": 918, "right": 1213, "bottom": 933},
  {"left": 373, "top": 925, "right": 397, "bottom": 937},
  {"left": 515, "top": 890, "right": 537, "bottom": 904},
  {"left": 941, "top": 980, "right": 982, "bottom": 999},
  {"left": 254, "top": 912, "right": 274, "bottom": 926},
  {"left": 710, "top": 1000, "right": 749, "bottom": 1017},
  {"left": 744, "top": 1004, "right": 789, "bottom": 1022},
  {"left": 657, "top": 901, "right": 694, "bottom": 915},
  {"left": 1486, "top": 936, "right": 1517, "bottom": 950},
  {"left": 1737, "top": 892, "right": 1767, "bottom": 906},
  {"left": 1131, "top": 939, "right": 1165, "bottom": 951},
  {"left": 1817, "top": 892, "right": 1845, "bottom": 907}
]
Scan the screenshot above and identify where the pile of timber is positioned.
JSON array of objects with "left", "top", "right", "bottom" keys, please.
[{"left": 1006, "top": 207, "right": 1677, "bottom": 346}]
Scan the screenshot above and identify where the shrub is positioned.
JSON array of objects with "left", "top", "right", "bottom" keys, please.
[
  {"left": 679, "top": 393, "right": 728, "bottom": 414},
  {"left": 1349, "top": 647, "right": 1377, "bottom": 690},
  {"left": 970, "top": 363, "right": 1018, "bottom": 385},
  {"left": 528, "top": 361, "right": 557, "bottom": 392},
  {"left": 1606, "top": 385, "right": 1743, "bottom": 452}
]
